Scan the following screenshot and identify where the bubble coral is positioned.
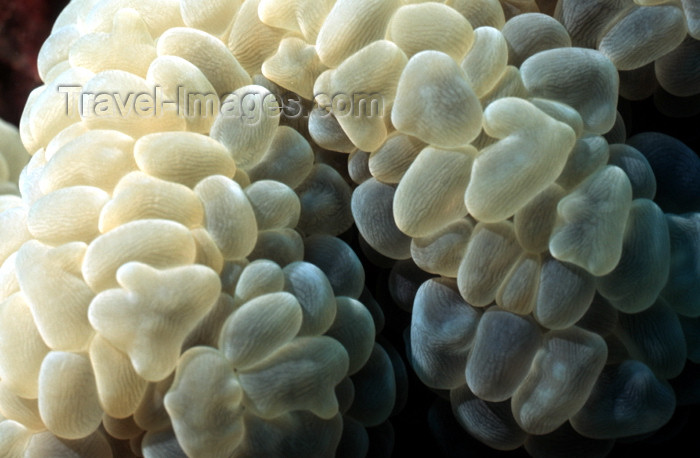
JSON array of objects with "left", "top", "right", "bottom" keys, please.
[
  {"left": 1, "top": 0, "right": 699, "bottom": 457},
  {"left": 0, "top": 0, "right": 399, "bottom": 456}
]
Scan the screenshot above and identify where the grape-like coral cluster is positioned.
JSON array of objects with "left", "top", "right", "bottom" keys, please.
[{"left": 0, "top": 0, "right": 698, "bottom": 457}]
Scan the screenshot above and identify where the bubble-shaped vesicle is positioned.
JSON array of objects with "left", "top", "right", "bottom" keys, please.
[
  {"left": 210, "top": 85, "right": 279, "bottom": 170},
  {"left": 283, "top": 261, "right": 337, "bottom": 336},
  {"left": 465, "top": 97, "right": 574, "bottom": 222},
  {"left": 662, "top": 213, "right": 700, "bottom": 317},
  {"left": 327, "top": 40, "right": 407, "bottom": 152},
  {"left": 195, "top": 175, "right": 258, "bottom": 260},
  {"left": 458, "top": 221, "right": 522, "bottom": 307},
  {"left": 88, "top": 262, "right": 221, "bottom": 381},
  {"left": 0, "top": 293, "right": 49, "bottom": 399},
  {"left": 521, "top": 47, "right": 618, "bottom": 133},
  {"left": 534, "top": 256, "right": 595, "bottom": 330},
  {"left": 238, "top": 336, "right": 349, "bottom": 419},
  {"left": 16, "top": 241, "right": 95, "bottom": 351},
  {"left": 615, "top": 298, "right": 687, "bottom": 379},
  {"left": 164, "top": 347, "right": 245, "bottom": 458},
  {"left": 511, "top": 327, "right": 608, "bottom": 435},
  {"left": 388, "top": 2, "right": 474, "bottom": 61},
  {"left": 570, "top": 360, "right": 676, "bottom": 439},
  {"left": 466, "top": 309, "right": 542, "bottom": 401},
  {"left": 451, "top": 384, "right": 527, "bottom": 451},
  {"left": 502, "top": 13, "right": 571, "bottom": 67},
  {"left": 549, "top": 165, "right": 633, "bottom": 276},
  {"left": 38, "top": 351, "right": 103, "bottom": 440},
  {"left": 218, "top": 292, "right": 302, "bottom": 370},
  {"left": 411, "top": 219, "right": 474, "bottom": 278},
  {"left": 598, "top": 5, "right": 687, "bottom": 71},
  {"left": 411, "top": 278, "right": 480, "bottom": 390},
  {"left": 352, "top": 178, "right": 412, "bottom": 260},
  {"left": 394, "top": 146, "right": 474, "bottom": 238},
  {"left": 392, "top": 51, "right": 482, "bottom": 148},
  {"left": 315, "top": 0, "right": 400, "bottom": 68},
  {"left": 596, "top": 199, "right": 670, "bottom": 313}
]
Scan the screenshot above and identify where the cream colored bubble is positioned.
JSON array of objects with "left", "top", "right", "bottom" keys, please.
[
  {"left": 283, "top": 261, "right": 337, "bottom": 336},
  {"left": 446, "top": 0, "right": 506, "bottom": 29},
  {"left": 316, "top": 0, "right": 400, "bottom": 68},
  {"left": 466, "top": 309, "right": 542, "bottom": 402},
  {"left": 599, "top": 4, "right": 687, "bottom": 70},
  {"left": 0, "top": 293, "right": 49, "bottom": 399},
  {"left": 387, "top": 2, "right": 474, "bottom": 60},
  {"left": 247, "top": 126, "right": 314, "bottom": 188},
  {"left": 511, "top": 327, "right": 608, "bottom": 435},
  {"left": 262, "top": 37, "right": 326, "bottom": 100},
  {"left": 411, "top": 219, "right": 474, "bottom": 278},
  {"left": 351, "top": 178, "right": 412, "bottom": 260},
  {"left": 368, "top": 133, "right": 425, "bottom": 184},
  {"left": 0, "top": 207, "right": 32, "bottom": 266},
  {"left": 533, "top": 256, "right": 596, "bottom": 330},
  {"left": 228, "top": 0, "right": 287, "bottom": 75},
  {"left": 28, "top": 186, "right": 109, "bottom": 244},
  {"left": 514, "top": 184, "right": 566, "bottom": 254},
  {"left": 39, "top": 129, "right": 136, "bottom": 196},
  {"left": 88, "top": 262, "right": 221, "bottom": 382},
  {"left": 549, "top": 165, "right": 633, "bottom": 276},
  {"left": 82, "top": 219, "right": 196, "bottom": 292},
  {"left": 16, "top": 241, "right": 95, "bottom": 351},
  {"left": 38, "top": 351, "right": 103, "bottom": 439},
  {"left": 238, "top": 336, "right": 349, "bottom": 419},
  {"left": 22, "top": 67, "right": 93, "bottom": 154},
  {"left": 245, "top": 180, "right": 301, "bottom": 230},
  {"left": 502, "top": 13, "right": 571, "bottom": 67},
  {"left": 83, "top": 0, "right": 183, "bottom": 38},
  {"left": 232, "top": 259, "right": 284, "bottom": 305},
  {"left": 521, "top": 47, "right": 619, "bottom": 134},
  {"left": 180, "top": 0, "right": 241, "bottom": 37},
  {"left": 134, "top": 131, "right": 235, "bottom": 188},
  {"left": 37, "top": 25, "right": 80, "bottom": 83},
  {"left": 69, "top": 8, "right": 156, "bottom": 77},
  {"left": 460, "top": 27, "right": 509, "bottom": 98},
  {"left": 99, "top": 171, "right": 204, "bottom": 233},
  {"left": 146, "top": 55, "right": 220, "bottom": 134},
  {"left": 157, "top": 26, "right": 250, "bottom": 96},
  {"left": 495, "top": 253, "right": 541, "bottom": 315},
  {"left": 219, "top": 292, "right": 303, "bottom": 370},
  {"left": 457, "top": 221, "right": 522, "bottom": 307},
  {"left": 411, "top": 278, "right": 480, "bottom": 389},
  {"left": 24, "top": 429, "right": 112, "bottom": 458},
  {"left": 394, "top": 146, "right": 474, "bottom": 238},
  {"left": 89, "top": 335, "right": 148, "bottom": 419},
  {"left": 328, "top": 40, "right": 407, "bottom": 152},
  {"left": 392, "top": 50, "right": 482, "bottom": 148},
  {"left": 465, "top": 98, "right": 575, "bottom": 223},
  {"left": 195, "top": 175, "right": 258, "bottom": 260},
  {"left": 164, "top": 347, "right": 245, "bottom": 458},
  {"left": 210, "top": 85, "right": 280, "bottom": 170},
  {"left": 78, "top": 70, "right": 185, "bottom": 136},
  {"left": 597, "top": 199, "right": 670, "bottom": 314},
  {"left": 326, "top": 297, "right": 375, "bottom": 375}
]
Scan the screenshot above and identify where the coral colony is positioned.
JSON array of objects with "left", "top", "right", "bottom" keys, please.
[{"left": 0, "top": 0, "right": 699, "bottom": 457}]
